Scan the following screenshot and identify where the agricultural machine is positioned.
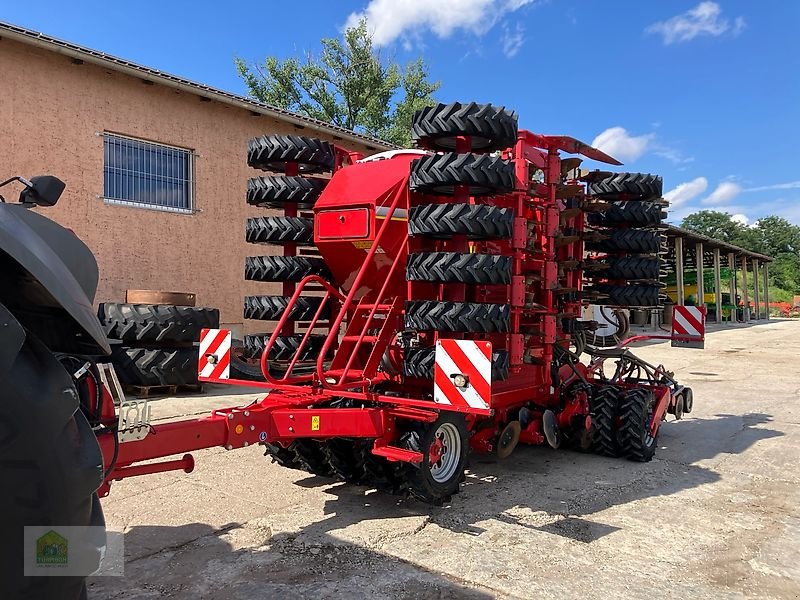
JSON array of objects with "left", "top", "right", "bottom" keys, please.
[{"left": 1, "top": 102, "right": 700, "bottom": 598}]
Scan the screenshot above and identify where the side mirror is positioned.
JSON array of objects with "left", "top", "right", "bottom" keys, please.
[{"left": 20, "top": 175, "right": 65, "bottom": 207}]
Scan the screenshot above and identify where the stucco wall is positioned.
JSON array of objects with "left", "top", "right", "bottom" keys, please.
[{"left": 0, "top": 38, "right": 376, "bottom": 336}]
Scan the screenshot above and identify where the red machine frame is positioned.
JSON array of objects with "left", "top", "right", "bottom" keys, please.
[{"left": 94, "top": 130, "right": 699, "bottom": 497}]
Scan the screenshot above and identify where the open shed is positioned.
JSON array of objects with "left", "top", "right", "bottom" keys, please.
[{"left": 662, "top": 225, "right": 773, "bottom": 323}]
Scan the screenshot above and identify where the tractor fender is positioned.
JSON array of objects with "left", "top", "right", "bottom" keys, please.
[{"left": 0, "top": 203, "right": 109, "bottom": 354}]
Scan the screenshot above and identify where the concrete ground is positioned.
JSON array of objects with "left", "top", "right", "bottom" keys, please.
[{"left": 91, "top": 320, "right": 800, "bottom": 599}]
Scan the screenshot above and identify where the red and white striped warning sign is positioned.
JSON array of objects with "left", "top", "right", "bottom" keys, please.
[
  {"left": 433, "top": 339, "right": 492, "bottom": 411},
  {"left": 198, "top": 328, "right": 231, "bottom": 380},
  {"left": 671, "top": 306, "right": 705, "bottom": 348}
]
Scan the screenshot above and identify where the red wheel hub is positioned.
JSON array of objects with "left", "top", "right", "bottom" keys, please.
[{"left": 428, "top": 437, "right": 446, "bottom": 465}]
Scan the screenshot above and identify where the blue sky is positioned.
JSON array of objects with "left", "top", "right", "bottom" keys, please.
[{"left": 3, "top": 1, "right": 799, "bottom": 225}]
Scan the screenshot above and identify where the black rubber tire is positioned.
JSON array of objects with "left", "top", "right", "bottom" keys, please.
[
  {"left": 407, "top": 252, "right": 512, "bottom": 285},
  {"left": 405, "top": 301, "right": 510, "bottom": 333},
  {"left": 586, "top": 230, "right": 662, "bottom": 254},
  {"left": 617, "top": 388, "right": 658, "bottom": 462},
  {"left": 246, "top": 216, "right": 314, "bottom": 245},
  {"left": 410, "top": 153, "right": 515, "bottom": 196},
  {"left": 409, "top": 203, "right": 513, "bottom": 239},
  {"left": 321, "top": 439, "right": 365, "bottom": 483},
  {"left": 98, "top": 303, "right": 220, "bottom": 344},
  {"left": 682, "top": 387, "right": 694, "bottom": 413},
  {"left": 110, "top": 347, "right": 198, "bottom": 386},
  {"left": 245, "top": 256, "right": 331, "bottom": 282},
  {"left": 230, "top": 338, "right": 266, "bottom": 381},
  {"left": 247, "top": 175, "right": 327, "bottom": 209},
  {"left": 263, "top": 442, "right": 303, "bottom": 470},
  {"left": 244, "top": 295, "right": 330, "bottom": 321},
  {"left": 411, "top": 102, "right": 518, "bottom": 152},
  {"left": 590, "top": 385, "right": 621, "bottom": 457},
  {"left": 587, "top": 172, "right": 663, "bottom": 200},
  {"left": 290, "top": 440, "right": 335, "bottom": 477},
  {"left": 592, "top": 284, "right": 661, "bottom": 307},
  {"left": 0, "top": 328, "right": 105, "bottom": 600},
  {"left": 403, "top": 346, "right": 509, "bottom": 381},
  {"left": 589, "top": 201, "right": 666, "bottom": 227},
  {"left": 247, "top": 135, "right": 335, "bottom": 173},
  {"left": 357, "top": 442, "right": 408, "bottom": 494},
  {"left": 243, "top": 334, "right": 327, "bottom": 361},
  {"left": 402, "top": 412, "right": 469, "bottom": 505},
  {"left": 586, "top": 257, "right": 661, "bottom": 281}
]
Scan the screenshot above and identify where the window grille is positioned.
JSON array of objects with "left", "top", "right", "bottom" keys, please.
[{"left": 103, "top": 133, "right": 193, "bottom": 213}]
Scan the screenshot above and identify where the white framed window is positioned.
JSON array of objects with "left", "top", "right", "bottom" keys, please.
[{"left": 103, "top": 133, "right": 194, "bottom": 213}]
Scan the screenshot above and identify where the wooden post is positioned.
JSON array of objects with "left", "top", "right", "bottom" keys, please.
[
  {"left": 728, "top": 252, "right": 737, "bottom": 321},
  {"left": 713, "top": 248, "right": 722, "bottom": 323},
  {"left": 695, "top": 242, "right": 705, "bottom": 310},
  {"left": 764, "top": 263, "right": 770, "bottom": 320},
  {"left": 675, "top": 236, "right": 685, "bottom": 305},
  {"left": 752, "top": 259, "right": 760, "bottom": 320},
  {"left": 741, "top": 256, "right": 749, "bottom": 322}
]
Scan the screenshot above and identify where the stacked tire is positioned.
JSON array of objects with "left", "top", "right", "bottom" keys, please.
[
  {"left": 405, "top": 102, "right": 519, "bottom": 381},
  {"left": 98, "top": 302, "right": 218, "bottom": 387},
  {"left": 243, "top": 135, "right": 336, "bottom": 376},
  {"left": 583, "top": 172, "right": 667, "bottom": 307}
]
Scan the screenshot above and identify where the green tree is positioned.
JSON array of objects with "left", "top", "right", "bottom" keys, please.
[
  {"left": 682, "top": 211, "right": 800, "bottom": 292},
  {"left": 235, "top": 20, "right": 439, "bottom": 147},
  {"left": 680, "top": 210, "right": 747, "bottom": 244}
]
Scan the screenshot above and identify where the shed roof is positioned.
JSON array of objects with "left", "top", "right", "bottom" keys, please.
[
  {"left": 0, "top": 21, "right": 394, "bottom": 152},
  {"left": 664, "top": 224, "right": 772, "bottom": 263}
]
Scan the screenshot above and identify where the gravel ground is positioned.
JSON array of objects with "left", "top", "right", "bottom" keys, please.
[{"left": 91, "top": 319, "right": 800, "bottom": 599}]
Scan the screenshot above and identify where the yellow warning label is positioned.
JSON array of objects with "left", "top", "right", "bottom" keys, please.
[
  {"left": 352, "top": 241, "right": 372, "bottom": 250},
  {"left": 311, "top": 416, "right": 320, "bottom": 431}
]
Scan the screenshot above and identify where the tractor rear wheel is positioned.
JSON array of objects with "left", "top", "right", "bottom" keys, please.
[
  {"left": 245, "top": 256, "right": 331, "bottom": 282},
  {"left": 592, "top": 284, "right": 661, "bottom": 307},
  {"left": 590, "top": 385, "right": 621, "bottom": 457},
  {"left": 247, "top": 135, "right": 335, "bottom": 173},
  {"left": 406, "top": 252, "right": 512, "bottom": 285},
  {"left": 98, "top": 303, "right": 220, "bottom": 344},
  {"left": 244, "top": 295, "right": 329, "bottom": 321},
  {"left": 411, "top": 101, "right": 518, "bottom": 152},
  {"left": 586, "top": 229, "right": 662, "bottom": 254},
  {"left": 617, "top": 388, "right": 658, "bottom": 462},
  {"left": 110, "top": 347, "right": 198, "bottom": 386},
  {"left": 586, "top": 256, "right": 661, "bottom": 281},
  {"left": 589, "top": 201, "right": 666, "bottom": 227},
  {"left": 243, "top": 334, "right": 327, "bottom": 361},
  {"left": 247, "top": 175, "right": 327, "bottom": 208},
  {"left": 409, "top": 203, "right": 513, "bottom": 239},
  {"left": 410, "top": 153, "right": 515, "bottom": 196},
  {"left": 1, "top": 329, "right": 105, "bottom": 600},
  {"left": 586, "top": 172, "right": 663, "bottom": 200},
  {"left": 403, "top": 347, "right": 510, "bottom": 381},
  {"left": 246, "top": 216, "right": 314, "bottom": 245},
  {"left": 405, "top": 301, "right": 510, "bottom": 333},
  {"left": 402, "top": 412, "right": 468, "bottom": 505}
]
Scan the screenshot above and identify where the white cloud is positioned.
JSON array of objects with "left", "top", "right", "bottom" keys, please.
[
  {"left": 664, "top": 177, "right": 708, "bottom": 208},
  {"left": 744, "top": 181, "right": 800, "bottom": 192},
  {"left": 646, "top": 2, "right": 745, "bottom": 45},
  {"left": 346, "top": 0, "right": 536, "bottom": 47},
  {"left": 591, "top": 127, "right": 655, "bottom": 163},
  {"left": 703, "top": 181, "right": 742, "bottom": 205},
  {"left": 731, "top": 213, "right": 749, "bottom": 226},
  {"left": 501, "top": 24, "right": 525, "bottom": 57}
]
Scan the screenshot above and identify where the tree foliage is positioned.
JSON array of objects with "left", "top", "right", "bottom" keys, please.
[
  {"left": 681, "top": 210, "right": 800, "bottom": 292},
  {"left": 235, "top": 20, "right": 439, "bottom": 147}
]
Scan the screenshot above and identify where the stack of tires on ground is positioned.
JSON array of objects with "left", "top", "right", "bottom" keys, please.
[
  {"left": 240, "top": 135, "right": 336, "bottom": 379},
  {"left": 583, "top": 172, "right": 667, "bottom": 311},
  {"left": 99, "top": 302, "right": 219, "bottom": 388},
  {"left": 403, "top": 102, "right": 519, "bottom": 381}
]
